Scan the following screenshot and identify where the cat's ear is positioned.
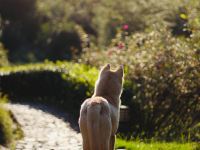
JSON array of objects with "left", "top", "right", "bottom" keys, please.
[
  {"left": 116, "top": 65, "right": 124, "bottom": 77},
  {"left": 101, "top": 64, "right": 110, "bottom": 72}
]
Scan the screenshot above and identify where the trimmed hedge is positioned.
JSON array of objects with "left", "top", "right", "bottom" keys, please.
[{"left": 0, "top": 61, "right": 98, "bottom": 116}]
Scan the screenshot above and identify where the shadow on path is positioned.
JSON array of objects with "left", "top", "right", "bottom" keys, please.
[{"left": 10, "top": 101, "right": 80, "bottom": 133}]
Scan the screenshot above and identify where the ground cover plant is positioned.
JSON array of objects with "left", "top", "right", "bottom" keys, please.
[
  {"left": 0, "top": 95, "right": 23, "bottom": 148},
  {"left": 0, "top": 104, "right": 13, "bottom": 146}
]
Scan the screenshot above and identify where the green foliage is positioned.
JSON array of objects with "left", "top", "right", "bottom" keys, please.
[
  {"left": 0, "top": 95, "right": 23, "bottom": 148},
  {"left": 0, "top": 61, "right": 199, "bottom": 141},
  {"left": 0, "top": 0, "right": 82, "bottom": 62},
  {"left": 80, "top": 28, "right": 200, "bottom": 140},
  {"left": 0, "top": 105, "right": 13, "bottom": 146},
  {"left": 0, "top": 61, "right": 98, "bottom": 116},
  {"left": 0, "top": 0, "right": 39, "bottom": 61},
  {"left": 0, "top": 0, "right": 199, "bottom": 143},
  {"left": 116, "top": 138, "right": 199, "bottom": 150},
  {"left": 1, "top": 0, "right": 200, "bottom": 62},
  {"left": 190, "top": 123, "right": 200, "bottom": 141}
]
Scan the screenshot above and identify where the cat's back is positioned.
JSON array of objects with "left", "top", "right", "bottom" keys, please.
[{"left": 80, "top": 96, "right": 110, "bottom": 115}]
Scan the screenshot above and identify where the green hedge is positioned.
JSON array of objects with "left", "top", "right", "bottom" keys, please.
[
  {"left": 0, "top": 61, "right": 199, "bottom": 141},
  {"left": 0, "top": 61, "right": 98, "bottom": 116}
]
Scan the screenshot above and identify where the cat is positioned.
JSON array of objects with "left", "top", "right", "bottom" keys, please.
[{"left": 79, "top": 64, "right": 124, "bottom": 150}]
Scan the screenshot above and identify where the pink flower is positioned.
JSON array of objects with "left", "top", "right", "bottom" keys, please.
[
  {"left": 117, "top": 42, "right": 125, "bottom": 49},
  {"left": 122, "top": 24, "right": 129, "bottom": 30}
]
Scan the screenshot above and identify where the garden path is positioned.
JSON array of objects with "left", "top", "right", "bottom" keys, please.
[{"left": 6, "top": 102, "right": 82, "bottom": 150}]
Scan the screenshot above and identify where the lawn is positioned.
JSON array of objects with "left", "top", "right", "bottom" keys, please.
[{"left": 116, "top": 138, "right": 199, "bottom": 150}]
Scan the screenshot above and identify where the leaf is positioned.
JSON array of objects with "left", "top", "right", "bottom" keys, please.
[{"left": 180, "top": 14, "right": 187, "bottom": 20}]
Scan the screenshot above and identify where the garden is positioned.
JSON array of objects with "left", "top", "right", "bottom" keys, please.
[{"left": 0, "top": 0, "right": 199, "bottom": 149}]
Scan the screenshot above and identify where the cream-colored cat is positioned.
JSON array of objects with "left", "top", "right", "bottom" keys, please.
[{"left": 79, "top": 64, "right": 124, "bottom": 150}]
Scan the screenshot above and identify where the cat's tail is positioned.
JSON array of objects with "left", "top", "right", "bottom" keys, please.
[{"left": 87, "top": 98, "right": 112, "bottom": 150}]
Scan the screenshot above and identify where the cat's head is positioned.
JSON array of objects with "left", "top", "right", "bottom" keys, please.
[{"left": 94, "top": 64, "right": 124, "bottom": 97}]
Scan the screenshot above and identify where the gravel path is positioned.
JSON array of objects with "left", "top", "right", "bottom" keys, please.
[{"left": 6, "top": 102, "right": 82, "bottom": 150}]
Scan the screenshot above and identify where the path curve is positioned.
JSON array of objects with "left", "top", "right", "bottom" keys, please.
[{"left": 6, "top": 102, "right": 82, "bottom": 150}]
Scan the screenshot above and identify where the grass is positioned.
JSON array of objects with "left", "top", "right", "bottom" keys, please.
[
  {"left": 116, "top": 138, "right": 200, "bottom": 150},
  {"left": 0, "top": 96, "right": 23, "bottom": 149},
  {"left": 0, "top": 106, "right": 13, "bottom": 146}
]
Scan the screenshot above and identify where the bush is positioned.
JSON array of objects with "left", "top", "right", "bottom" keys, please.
[
  {"left": 0, "top": 61, "right": 98, "bottom": 116},
  {"left": 33, "top": 0, "right": 191, "bottom": 47},
  {"left": 1, "top": 0, "right": 199, "bottom": 62},
  {"left": 0, "top": 0, "right": 82, "bottom": 62},
  {"left": 0, "top": 0, "right": 40, "bottom": 62},
  {"left": 80, "top": 28, "right": 200, "bottom": 140}
]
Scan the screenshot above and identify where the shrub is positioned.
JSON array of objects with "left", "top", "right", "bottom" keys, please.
[
  {"left": 0, "top": 61, "right": 98, "bottom": 116},
  {"left": 0, "top": 0, "right": 39, "bottom": 45},
  {"left": 1, "top": 0, "right": 199, "bottom": 62},
  {"left": 0, "top": 0, "right": 82, "bottom": 62},
  {"left": 80, "top": 28, "right": 200, "bottom": 140}
]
